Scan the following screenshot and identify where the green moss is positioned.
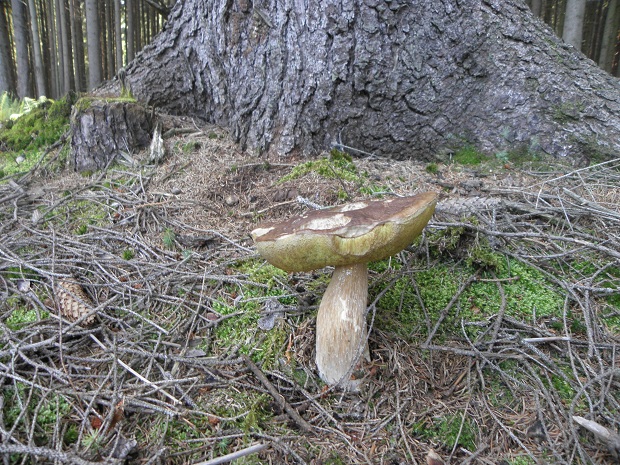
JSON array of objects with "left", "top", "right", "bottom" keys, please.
[
  {"left": 505, "top": 457, "right": 536, "bottom": 465},
  {"left": 0, "top": 96, "right": 70, "bottom": 152},
  {"left": 208, "top": 390, "right": 272, "bottom": 432},
  {"left": 552, "top": 101, "right": 584, "bottom": 123},
  {"left": 182, "top": 141, "right": 201, "bottom": 153},
  {"left": 73, "top": 96, "right": 137, "bottom": 113},
  {"left": 5, "top": 305, "right": 48, "bottom": 330},
  {"left": 211, "top": 296, "right": 289, "bottom": 369},
  {"left": 412, "top": 413, "right": 477, "bottom": 450},
  {"left": 43, "top": 198, "right": 110, "bottom": 231},
  {"left": 122, "top": 249, "right": 135, "bottom": 260},
  {"left": 64, "top": 424, "right": 79, "bottom": 445},
  {"left": 425, "top": 162, "right": 439, "bottom": 174},
  {"left": 3, "top": 383, "right": 71, "bottom": 442},
  {"left": 237, "top": 259, "right": 289, "bottom": 289},
  {"left": 279, "top": 149, "right": 362, "bottom": 183},
  {"left": 453, "top": 145, "right": 486, "bottom": 165},
  {"left": 372, "top": 254, "right": 564, "bottom": 340}
]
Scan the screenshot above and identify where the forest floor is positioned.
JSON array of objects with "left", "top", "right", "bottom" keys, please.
[{"left": 0, "top": 113, "right": 619, "bottom": 465}]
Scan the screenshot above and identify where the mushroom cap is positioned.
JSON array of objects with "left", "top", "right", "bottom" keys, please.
[{"left": 251, "top": 192, "right": 437, "bottom": 272}]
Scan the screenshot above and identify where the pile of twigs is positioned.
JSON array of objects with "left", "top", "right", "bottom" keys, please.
[{"left": 0, "top": 156, "right": 618, "bottom": 464}]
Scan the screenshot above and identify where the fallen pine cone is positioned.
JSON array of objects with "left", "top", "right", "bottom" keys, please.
[{"left": 55, "top": 279, "right": 96, "bottom": 326}]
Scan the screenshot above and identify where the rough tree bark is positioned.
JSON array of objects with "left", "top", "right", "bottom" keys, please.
[
  {"left": 70, "top": 100, "right": 153, "bottom": 171},
  {"left": 120, "top": 0, "right": 620, "bottom": 160}
]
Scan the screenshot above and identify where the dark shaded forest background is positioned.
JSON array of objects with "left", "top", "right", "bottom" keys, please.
[{"left": 0, "top": 0, "right": 619, "bottom": 102}]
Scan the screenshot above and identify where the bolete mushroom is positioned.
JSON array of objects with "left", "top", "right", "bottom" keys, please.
[{"left": 251, "top": 192, "right": 437, "bottom": 387}]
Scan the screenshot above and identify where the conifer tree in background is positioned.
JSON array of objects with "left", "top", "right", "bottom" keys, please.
[
  {"left": 10, "top": 0, "right": 32, "bottom": 98},
  {"left": 0, "top": 1, "right": 15, "bottom": 96},
  {"left": 85, "top": 0, "right": 102, "bottom": 90}
]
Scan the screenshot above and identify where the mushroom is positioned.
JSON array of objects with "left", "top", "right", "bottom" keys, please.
[{"left": 251, "top": 192, "right": 437, "bottom": 387}]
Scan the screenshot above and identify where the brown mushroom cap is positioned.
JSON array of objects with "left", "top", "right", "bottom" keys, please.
[{"left": 251, "top": 192, "right": 437, "bottom": 272}]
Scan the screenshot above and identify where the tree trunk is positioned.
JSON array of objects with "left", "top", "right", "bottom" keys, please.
[
  {"left": 70, "top": 99, "right": 153, "bottom": 171},
  {"left": 0, "top": 2, "right": 16, "bottom": 96},
  {"left": 85, "top": 0, "right": 102, "bottom": 89},
  {"left": 69, "top": 0, "right": 82, "bottom": 92},
  {"left": 563, "top": 0, "right": 586, "bottom": 50},
  {"left": 599, "top": 0, "right": 619, "bottom": 73},
  {"left": 57, "top": 0, "right": 73, "bottom": 94},
  {"left": 126, "top": 0, "right": 134, "bottom": 62},
  {"left": 27, "top": 0, "right": 46, "bottom": 97},
  {"left": 114, "top": 0, "right": 122, "bottom": 71},
  {"left": 54, "top": 0, "right": 66, "bottom": 94},
  {"left": 44, "top": 0, "right": 59, "bottom": 98},
  {"left": 134, "top": 0, "right": 141, "bottom": 53},
  {"left": 71, "top": 0, "right": 87, "bottom": 92},
  {"left": 11, "top": 0, "right": 32, "bottom": 98},
  {"left": 120, "top": 0, "right": 620, "bottom": 161},
  {"left": 99, "top": 1, "right": 107, "bottom": 79},
  {"left": 529, "top": 0, "right": 542, "bottom": 18}
]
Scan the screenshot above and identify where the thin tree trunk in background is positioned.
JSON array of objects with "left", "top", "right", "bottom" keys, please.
[
  {"left": 134, "top": 0, "right": 141, "bottom": 53},
  {"left": 11, "top": 0, "right": 32, "bottom": 98},
  {"left": 27, "top": 0, "right": 46, "bottom": 96},
  {"left": 85, "top": 0, "right": 102, "bottom": 89},
  {"left": 599, "top": 0, "right": 619, "bottom": 73},
  {"left": 100, "top": 1, "right": 107, "bottom": 79},
  {"left": 105, "top": 0, "right": 114, "bottom": 77},
  {"left": 54, "top": 0, "right": 66, "bottom": 94},
  {"left": 58, "top": 0, "right": 73, "bottom": 94},
  {"left": 529, "top": 0, "right": 542, "bottom": 17},
  {"left": 563, "top": 0, "right": 587, "bottom": 50},
  {"left": 45, "top": 0, "right": 59, "bottom": 97},
  {"left": 114, "top": 0, "right": 122, "bottom": 71},
  {"left": 0, "top": 2, "right": 16, "bottom": 96},
  {"left": 38, "top": 0, "right": 51, "bottom": 96},
  {"left": 145, "top": 2, "right": 150, "bottom": 44},
  {"left": 150, "top": 3, "right": 156, "bottom": 41},
  {"left": 72, "top": 0, "right": 86, "bottom": 92},
  {"left": 69, "top": 0, "right": 81, "bottom": 92},
  {"left": 126, "top": 0, "right": 134, "bottom": 62},
  {"left": 585, "top": 1, "right": 604, "bottom": 60}
]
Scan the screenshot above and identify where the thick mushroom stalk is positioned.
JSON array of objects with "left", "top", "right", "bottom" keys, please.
[{"left": 315, "top": 263, "right": 369, "bottom": 386}]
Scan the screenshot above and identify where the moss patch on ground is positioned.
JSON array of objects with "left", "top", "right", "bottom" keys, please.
[
  {"left": 371, "top": 254, "right": 564, "bottom": 341},
  {"left": 0, "top": 96, "right": 72, "bottom": 179}
]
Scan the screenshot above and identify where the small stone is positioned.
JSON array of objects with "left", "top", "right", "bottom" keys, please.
[
  {"left": 224, "top": 194, "right": 239, "bottom": 206},
  {"left": 171, "top": 187, "right": 182, "bottom": 195},
  {"left": 15, "top": 155, "right": 25, "bottom": 164}
]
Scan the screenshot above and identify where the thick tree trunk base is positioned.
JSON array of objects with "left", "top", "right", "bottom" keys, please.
[
  {"left": 113, "top": 0, "right": 620, "bottom": 162},
  {"left": 70, "top": 99, "right": 152, "bottom": 172}
]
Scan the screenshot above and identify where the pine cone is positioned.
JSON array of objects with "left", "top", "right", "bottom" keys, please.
[{"left": 55, "top": 279, "right": 96, "bottom": 325}]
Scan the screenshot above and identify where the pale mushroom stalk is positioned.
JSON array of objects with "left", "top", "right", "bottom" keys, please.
[{"left": 315, "top": 262, "right": 369, "bottom": 386}]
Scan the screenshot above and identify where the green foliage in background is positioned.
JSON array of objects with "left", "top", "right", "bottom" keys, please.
[
  {"left": 0, "top": 97, "right": 71, "bottom": 152},
  {"left": 0, "top": 92, "right": 23, "bottom": 122},
  {"left": 0, "top": 94, "right": 72, "bottom": 179}
]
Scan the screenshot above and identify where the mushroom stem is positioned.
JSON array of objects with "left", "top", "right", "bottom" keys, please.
[{"left": 315, "top": 262, "right": 369, "bottom": 387}]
